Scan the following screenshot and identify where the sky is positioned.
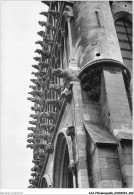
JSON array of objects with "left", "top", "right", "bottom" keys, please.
[{"left": 1, "top": 1, "right": 48, "bottom": 189}]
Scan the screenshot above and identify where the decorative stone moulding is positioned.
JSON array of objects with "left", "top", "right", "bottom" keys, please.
[
  {"left": 66, "top": 126, "right": 75, "bottom": 138},
  {"left": 49, "top": 84, "right": 64, "bottom": 95},
  {"left": 33, "top": 57, "right": 41, "bottom": 62}
]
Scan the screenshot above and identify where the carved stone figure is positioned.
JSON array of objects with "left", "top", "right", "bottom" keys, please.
[
  {"left": 60, "top": 88, "right": 72, "bottom": 103},
  {"left": 52, "top": 68, "right": 79, "bottom": 83},
  {"left": 66, "top": 126, "right": 75, "bottom": 138}
]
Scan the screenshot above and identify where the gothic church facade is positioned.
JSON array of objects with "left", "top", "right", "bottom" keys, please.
[{"left": 27, "top": 1, "right": 133, "bottom": 188}]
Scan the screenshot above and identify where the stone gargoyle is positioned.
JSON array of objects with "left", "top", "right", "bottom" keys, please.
[{"left": 52, "top": 68, "right": 79, "bottom": 83}]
